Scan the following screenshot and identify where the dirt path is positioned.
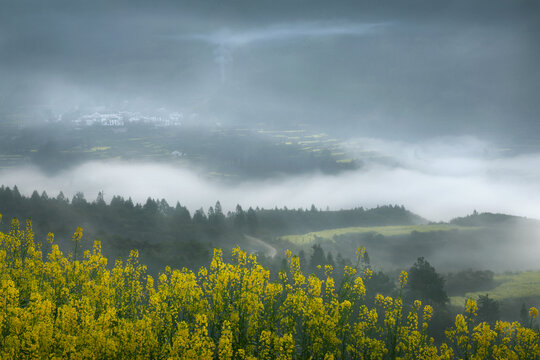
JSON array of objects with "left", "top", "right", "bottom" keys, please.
[{"left": 244, "top": 234, "right": 278, "bottom": 258}]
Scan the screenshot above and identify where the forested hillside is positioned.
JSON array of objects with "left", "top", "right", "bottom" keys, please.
[{"left": 0, "top": 185, "right": 420, "bottom": 273}]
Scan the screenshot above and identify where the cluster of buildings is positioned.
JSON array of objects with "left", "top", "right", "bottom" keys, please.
[{"left": 72, "top": 111, "right": 186, "bottom": 127}]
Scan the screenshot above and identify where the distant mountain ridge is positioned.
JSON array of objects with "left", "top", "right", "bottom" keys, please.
[{"left": 450, "top": 211, "right": 539, "bottom": 227}]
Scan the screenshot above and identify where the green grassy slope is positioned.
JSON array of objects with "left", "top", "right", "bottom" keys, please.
[
  {"left": 280, "top": 224, "right": 476, "bottom": 245},
  {"left": 450, "top": 270, "right": 540, "bottom": 308}
]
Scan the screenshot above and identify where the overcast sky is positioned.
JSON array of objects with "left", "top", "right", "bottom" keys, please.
[{"left": 1, "top": 0, "right": 538, "bottom": 140}]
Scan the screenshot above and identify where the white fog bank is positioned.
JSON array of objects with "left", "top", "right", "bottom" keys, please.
[{"left": 1, "top": 137, "right": 540, "bottom": 222}]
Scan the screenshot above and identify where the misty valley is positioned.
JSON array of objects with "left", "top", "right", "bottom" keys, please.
[
  {"left": 0, "top": 115, "right": 359, "bottom": 179},
  {"left": 1, "top": 0, "right": 539, "bottom": 358},
  {"left": 0, "top": 109, "right": 539, "bottom": 359}
]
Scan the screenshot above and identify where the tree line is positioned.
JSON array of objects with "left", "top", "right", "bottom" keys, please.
[{"left": 0, "top": 185, "right": 420, "bottom": 272}]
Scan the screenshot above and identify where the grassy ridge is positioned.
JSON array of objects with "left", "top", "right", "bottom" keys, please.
[{"left": 281, "top": 224, "right": 477, "bottom": 245}]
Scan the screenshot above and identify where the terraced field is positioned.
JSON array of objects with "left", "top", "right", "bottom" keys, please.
[{"left": 0, "top": 123, "right": 358, "bottom": 178}]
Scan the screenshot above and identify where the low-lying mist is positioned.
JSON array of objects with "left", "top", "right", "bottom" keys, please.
[
  {"left": 1, "top": 136, "right": 539, "bottom": 223},
  {"left": 330, "top": 221, "right": 540, "bottom": 273}
]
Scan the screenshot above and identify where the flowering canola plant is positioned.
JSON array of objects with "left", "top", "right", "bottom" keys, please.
[{"left": 0, "top": 216, "right": 538, "bottom": 359}]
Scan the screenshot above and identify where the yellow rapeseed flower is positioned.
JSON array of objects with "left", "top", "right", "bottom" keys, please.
[
  {"left": 0, "top": 219, "right": 538, "bottom": 360},
  {"left": 399, "top": 270, "right": 408, "bottom": 288}
]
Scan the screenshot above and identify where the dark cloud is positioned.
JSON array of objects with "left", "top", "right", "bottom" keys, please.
[{"left": 0, "top": 0, "right": 538, "bottom": 139}]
